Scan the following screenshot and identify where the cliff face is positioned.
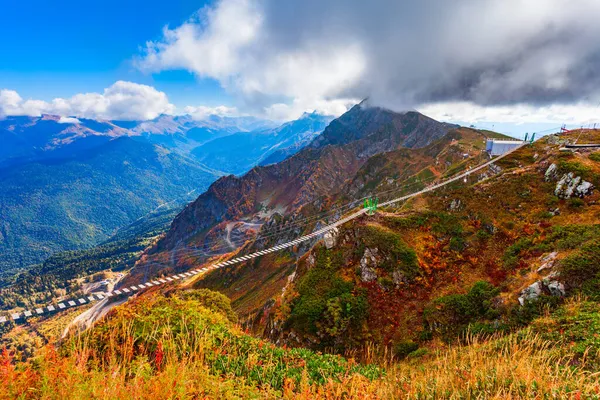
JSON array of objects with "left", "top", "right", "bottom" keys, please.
[{"left": 155, "top": 106, "right": 456, "bottom": 253}]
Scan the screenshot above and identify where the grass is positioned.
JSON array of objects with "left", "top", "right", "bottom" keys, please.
[{"left": 2, "top": 292, "right": 600, "bottom": 398}]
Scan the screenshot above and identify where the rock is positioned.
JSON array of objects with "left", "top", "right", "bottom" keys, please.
[
  {"left": 449, "top": 199, "right": 462, "bottom": 211},
  {"left": 323, "top": 227, "right": 339, "bottom": 249},
  {"left": 489, "top": 164, "right": 502, "bottom": 175},
  {"left": 360, "top": 248, "right": 379, "bottom": 282},
  {"left": 545, "top": 280, "right": 566, "bottom": 297},
  {"left": 554, "top": 172, "right": 594, "bottom": 199},
  {"left": 392, "top": 270, "right": 406, "bottom": 286},
  {"left": 576, "top": 181, "right": 594, "bottom": 197},
  {"left": 306, "top": 253, "right": 316, "bottom": 269},
  {"left": 545, "top": 163, "right": 558, "bottom": 182},
  {"left": 518, "top": 282, "right": 543, "bottom": 305},
  {"left": 536, "top": 252, "right": 558, "bottom": 273},
  {"left": 519, "top": 270, "right": 566, "bottom": 306}
]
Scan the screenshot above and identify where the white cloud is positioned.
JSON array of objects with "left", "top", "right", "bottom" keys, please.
[
  {"left": 0, "top": 81, "right": 176, "bottom": 121},
  {"left": 183, "top": 105, "right": 238, "bottom": 120},
  {"left": 0, "top": 90, "right": 26, "bottom": 116},
  {"left": 137, "top": 0, "right": 600, "bottom": 121},
  {"left": 264, "top": 97, "right": 358, "bottom": 121},
  {"left": 418, "top": 101, "right": 600, "bottom": 126},
  {"left": 137, "top": 0, "right": 366, "bottom": 117},
  {"left": 57, "top": 116, "right": 81, "bottom": 124}
]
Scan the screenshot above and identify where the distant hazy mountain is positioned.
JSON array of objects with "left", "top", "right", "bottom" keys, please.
[
  {"left": 0, "top": 114, "right": 278, "bottom": 169},
  {"left": 191, "top": 112, "right": 334, "bottom": 174},
  {"left": 0, "top": 115, "right": 130, "bottom": 168},
  {"left": 0, "top": 137, "right": 221, "bottom": 276}
]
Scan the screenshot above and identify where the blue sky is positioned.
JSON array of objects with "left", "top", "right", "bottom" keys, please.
[
  {"left": 0, "top": 0, "right": 599, "bottom": 133},
  {"left": 0, "top": 0, "right": 230, "bottom": 107}
]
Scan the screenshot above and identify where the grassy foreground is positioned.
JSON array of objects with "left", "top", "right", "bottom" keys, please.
[{"left": 1, "top": 291, "right": 600, "bottom": 399}]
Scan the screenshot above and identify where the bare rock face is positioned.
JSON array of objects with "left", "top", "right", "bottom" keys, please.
[
  {"left": 554, "top": 172, "right": 594, "bottom": 199},
  {"left": 306, "top": 252, "right": 316, "bottom": 270},
  {"left": 392, "top": 270, "right": 406, "bottom": 286},
  {"left": 323, "top": 227, "right": 339, "bottom": 249},
  {"left": 360, "top": 248, "right": 379, "bottom": 282}
]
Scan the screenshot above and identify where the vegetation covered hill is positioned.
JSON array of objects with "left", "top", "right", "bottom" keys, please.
[
  {"left": 164, "top": 129, "right": 599, "bottom": 354},
  {"left": 2, "top": 130, "right": 600, "bottom": 398},
  {"left": 0, "top": 203, "right": 181, "bottom": 311},
  {"left": 134, "top": 106, "right": 458, "bottom": 289},
  {"left": 0, "top": 137, "right": 220, "bottom": 276}
]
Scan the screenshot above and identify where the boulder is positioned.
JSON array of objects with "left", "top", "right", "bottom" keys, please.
[
  {"left": 449, "top": 199, "right": 462, "bottom": 211},
  {"left": 392, "top": 270, "right": 406, "bottom": 286},
  {"left": 545, "top": 280, "right": 566, "bottom": 297}
]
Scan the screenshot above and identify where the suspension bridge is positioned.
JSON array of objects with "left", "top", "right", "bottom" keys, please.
[{"left": 0, "top": 133, "right": 540, "bottom": 324}]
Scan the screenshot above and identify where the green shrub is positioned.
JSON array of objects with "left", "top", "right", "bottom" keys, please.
[
  {"left": 589, "top": 152, "right": 600, "bottom": 162},
  {"left": 557, "top": 159, "right": 592, "bottom": 177},
  {"left": 431, "top": 212, "right": 463, "bottom": 237},
  {"left": 176, "top": 289, "right": 238, "bottom": 322},
  {"left": 449, "top": 236, "right": 465, "bottom": 251},
  {"left": 559, "top": 240, "right": 600, "bottom": 290},
  {"left": 377, "top": 276, "right": 395, "bottom": 290},
  {"left": 423, "top": 281, "right": 500, "bottom": 341},
  {"left": 407, "top": 348, "right": 428, "bottom": 358},
  {"left": 361, "top": 226, "right": 419, "bottom": 278},
  {"left": 568, "top": 198, "right": 585, "bottom": 208},
  {"left": 509, "top": 295, "right": 562, "bottom": 327},
  {"left": 289, "top": 248, "right": 368, "bottom": 345},
  {"left": 394, "top": 340, "right": 419, "bottom": 359},
  {"left": 544, "top": 224, "right": 600, "bottom": 250},
  {"left": 503, "top": 237, "right": 534, "bottom": 269}
]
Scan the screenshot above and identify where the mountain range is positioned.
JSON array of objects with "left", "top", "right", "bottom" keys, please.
[{"left": 0, "top": 112, "right": 328, "bottom": 278}]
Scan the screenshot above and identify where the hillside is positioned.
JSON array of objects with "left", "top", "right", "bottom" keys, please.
[
  {"left": 191, "top": 112, "right": 333, "bottom": 174},
  {"left": 182, "top": 129, "right": 600, "bottom": 355},
  {"left": 0, "top": 137, "right": 220, "bottom": 276},
  {"left": 148, "top": 106, "right": 456, "bottom": 260},
  {"left": 2, "top": 130, "right": 600, "bottom": 398}
]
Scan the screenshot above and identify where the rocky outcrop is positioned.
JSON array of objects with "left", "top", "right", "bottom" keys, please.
[
  {"left": 518, "top": 281, "right": 543, "bottom": 305},
  {"left": 359, "top": 248, "right": 379, "bottom": 282},
  {"left": 518, "top": 252, "right": 566, "bottom": 305},
  {"left": 449, "top": 199, "right": 463, "bottom": 212},
  {"left": 554, "top": 172, "right": 594, "bottom": 199},
  {"left": 544, "top": 163, "right": 558, "bottom": 182},
  {"left": 518, "top": 277, "right": 565, "bottom": 305},
  {"left": 545, "top": 163, "right": 594, "bottom": 199},
  {"left": 323, "top": 227, "right": 339, "bottom": 249},
  {"left": 536, "top": 252, "right": 558, "bottom": 273}
]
